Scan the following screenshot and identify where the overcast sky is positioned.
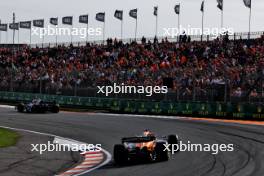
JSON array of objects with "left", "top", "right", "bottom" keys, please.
[{"left": 0, "top": 0, "right": 263, "bottom": 44}]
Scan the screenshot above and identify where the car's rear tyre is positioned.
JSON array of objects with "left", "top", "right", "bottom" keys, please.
[
  {"left": 141, "top": 146, "right": 151, "bottom": 162},
  {"left": 168, "top": 135, "right": 178, "bottom": 144},
  {"left": 31, "top": 105, "right": 38, "bottom": 113},
  {"left": 155, "top": 143, "right": 168, "bottom": 161},
  {"left": 114, "top": 144, "right": 128, "bottom": 165},
  {"left": 51, "top": 106, "right": 59, "bottom": 113},
  {"left": 168, "top": 134, "right": 178, "bottom": 152},
  {"left": 17, "top": 104, "right": 24, "bottom": 112}
]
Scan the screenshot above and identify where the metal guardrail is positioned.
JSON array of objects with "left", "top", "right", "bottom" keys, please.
[
  {"left": 0, "top": 82, "right": 263, "bottom": 103},
  {"left": 0, "top": 91, "right": 263, "bottom": 119},
  {"left": 28, "top": 31, "right": 264, "bottom": 48}
]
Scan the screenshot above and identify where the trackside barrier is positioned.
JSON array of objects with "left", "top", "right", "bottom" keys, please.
[{"left": 0, "top": 91, "right": 263, "bottom": 120}]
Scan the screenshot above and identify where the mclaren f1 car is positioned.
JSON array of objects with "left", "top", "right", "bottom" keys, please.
[{"left": 113, "top": 130, "right": 178, "bottom": 165}]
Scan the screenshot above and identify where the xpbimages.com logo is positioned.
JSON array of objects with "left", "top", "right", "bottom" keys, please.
[
  {"left": 163, "top": 141, "right": 234, "bottom": 155},
  {"left": 163, "top": 25, "right": 234, "bottom": 39},
  {"left": 31, "top": 25, "right": 102, "bottom": 39},
  {"left": 97, "top": 83, "right": 168, "bottom": 97},
  {"left": 31, "top": 141, "right": 102, "bottom": 154}
]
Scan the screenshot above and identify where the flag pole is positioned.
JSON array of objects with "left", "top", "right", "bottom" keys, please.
[
  {"left": 156, "top": 7, "right": 158, "bottom": 37},
  {"left": 0, "top": 20, "right": 1, "bottom": 44},
  {"left": 6, "top": 29, "right": 8, "bottom": 43},
  {"left": 202, "top": 4, "right": 204, "bottom": 41},
  {"left": 177, "top": 5, "right": 180, "bottom": 42},
  {"left": 103, "top": 14, "right": 105, "bottom": 44},
  {"left": 42, "top": 23, "right": 44, "bottom": 48},
  {"left": 221, "top": 1, "right": 223, "bottom": 29},
  {"left": 178, "top": 5, "right": 180, "bottom": 30},
  {"left": 55, "top": 24, "right": 58, "bottom": 46},
  {"left": 70, "top": 16, "right": 73, "bottom": 44},
  {"left": 86, "top": 14, "right": 89, "bottom": 43},
  {"left": 71, "top": 21, "right": 73, "bottom": 44},
  {"left": 16, "top": 18, "right": 19, "bottom": 44},
  {"left": 121, "top": 17, "right": 123, "bottom": 40},
  {"left": 248, "top": 3, "right": 252, "bottom": 39},
  {"left": 30, "top": 27, "right": 32, "bottom": 45},
  {"left": 12, "top": 14, "right": 15, "bottom": 45},
  {"left": 42, "top": 33, "right": 44, "bottom": 48},
  {"left": 18, "top": 29, "right": 20, "bottom": 44},
  {"left": 135, "top": 15, "right": 138, "bottom": 41}
]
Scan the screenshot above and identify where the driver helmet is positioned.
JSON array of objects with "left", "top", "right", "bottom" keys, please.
[{"left": 143, "top": 129, "right": 155, "bottom": 137}]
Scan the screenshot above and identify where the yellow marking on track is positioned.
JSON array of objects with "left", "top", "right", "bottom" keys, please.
[{"left": 187, "top": 117, "right": 264, "bottom": 126}]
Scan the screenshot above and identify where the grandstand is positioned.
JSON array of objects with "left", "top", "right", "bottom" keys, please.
[{"left": 0, "top": 32, "right": 264, "bottom": 104}]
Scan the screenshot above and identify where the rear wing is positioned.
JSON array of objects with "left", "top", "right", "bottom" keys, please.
[{"left": 122, "top": 136, "right": 156, "bottom": 143}]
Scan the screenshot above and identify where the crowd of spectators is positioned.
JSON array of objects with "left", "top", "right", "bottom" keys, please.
[{"left": 0, "top": 34, "right": 264, "bottom": 101}]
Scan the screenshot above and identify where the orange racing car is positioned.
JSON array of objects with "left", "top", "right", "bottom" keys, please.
[{"left": 113, "top": 130, "right": 178, "bottom": 165}]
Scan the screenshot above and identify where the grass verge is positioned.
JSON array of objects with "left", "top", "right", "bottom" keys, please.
[{"left": 0, "top": 128, "right": 20, "bottom": 148}]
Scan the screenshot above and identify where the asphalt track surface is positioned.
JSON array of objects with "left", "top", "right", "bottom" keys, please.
[{"left": 0, "top": 107, "right": 264, "bottom": 176}]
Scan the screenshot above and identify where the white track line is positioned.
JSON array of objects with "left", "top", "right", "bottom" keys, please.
[
  {"left": 0, "top": 105, "right": 188, "bottom": 120},
  {"left": 0, "top": 105, "right": 14, "bottom": 109},
  {"left": 0, "top": 125, "right": 111, "bottom": 176},
  {"left": 92, "top": 112, "right": 190, "bottom": 120},
  {"left": 75, "top": 165, "right": 93, "bottom": 169},
  {"left": 84, "top": 157, "right": 103, "bottom": 161}
]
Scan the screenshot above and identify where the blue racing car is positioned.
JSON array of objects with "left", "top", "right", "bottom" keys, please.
[{"left": 16, "top": 99, "right": 60, "bottom": 113}]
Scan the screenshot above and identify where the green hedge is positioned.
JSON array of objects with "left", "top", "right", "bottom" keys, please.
[{"left": 0, "top": 91, "right": 263, "bottom": 119}]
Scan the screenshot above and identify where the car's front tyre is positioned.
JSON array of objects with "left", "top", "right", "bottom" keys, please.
[
  {"left": 155, "top": 142, "right": 169, "bottom": 161},
  {"left": 51, "top": 105, "right": 59, "bottom": 113},
  {"left": 17, "top": 104, "right": 24, "bottom": 113},
  {"left": 168, "top": 134, "right": 178, "bottom": 152}
]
